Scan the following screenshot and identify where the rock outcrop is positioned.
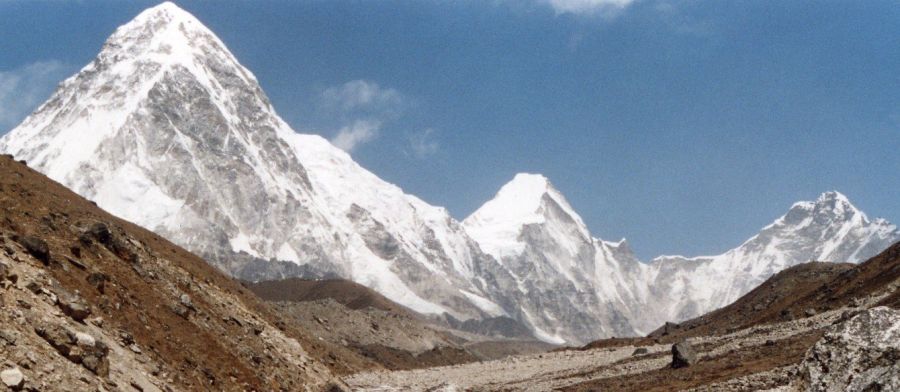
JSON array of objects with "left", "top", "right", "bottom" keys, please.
[
  {"left": 799, "top": 306, "right": 900, "bottom": 391},
  {"left": 671, "top": 340, "right": 698, "bottom": 368}
]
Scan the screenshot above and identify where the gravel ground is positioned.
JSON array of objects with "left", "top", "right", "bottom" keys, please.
[{"left": 343, "top": 306, "right": 853, "bottom": 391}]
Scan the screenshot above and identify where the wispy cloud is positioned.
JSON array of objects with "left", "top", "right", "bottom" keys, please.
[
  {"left": 408, "top": 128, "right": 439, "bottom": 158},
  {"left": 321, "top": 79, "right": 405, "bottom": 116},
  {"left": 0, "top": 60, "right": 67, "bottom": 132},
  {"left": 540, "top": 0, "right": 636, "bottom": 16},
  {"left": 320, "top": 80, "right": 408, "bottom": 153},
  {"left": 330, "top": 119, "right": 381, "bottom": 152}
]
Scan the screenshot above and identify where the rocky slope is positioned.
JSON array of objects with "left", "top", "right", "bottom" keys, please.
[
  {"left": 247, "top": 278, "right": 481, "bottom": 370},
  {"left": 0, "top": 154, "right": 368, "bottom": 391}
]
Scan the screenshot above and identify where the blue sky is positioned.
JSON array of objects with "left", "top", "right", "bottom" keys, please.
[{"left": 1, "top": 0, "right": 898, "bottom": 259}]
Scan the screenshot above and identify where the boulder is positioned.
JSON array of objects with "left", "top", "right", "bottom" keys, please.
[
  {"left": 323, "top": 381, "right": 351, "bottom": 392},
  {"left": 0, "top": 367, "right": 24, "bottom": 390},
  {"left": 631, "top": 347, "right": 649, "bottom": 356},
  {"left": 56, "top": 289, "right": 91, "bottom": 322},
  {"left": 17, "top": 235, "right": 49, "bottom": 263},
  {"left": 179, "top": 293, "right": 194, "bottom": 309},
  {"left": 671, "top": 340, "right": 697, "bottom": 368},
  {"left": 799, "top": 306, "right": 900, "bottom": 391},
  {"left": 34, "top": 321, "right": 109, "bottom": 376},
  {"left": 81, "top": 223, "right": 112, "bottom": 246},
  {"left": 172, "top": 303, "right": 191, "bottom": 319},
  {"left": 0, "top": 262, "right": 15, "bottom": 285}
]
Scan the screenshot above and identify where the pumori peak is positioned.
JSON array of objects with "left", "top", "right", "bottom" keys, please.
[
  {"left": 101, "top": 1, "right": 242, "bottom": 73},
  {"left": 0, "top": 1, "right": 513, "bottom": 327}
]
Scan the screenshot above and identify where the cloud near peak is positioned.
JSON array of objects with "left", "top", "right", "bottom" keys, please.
[
  {"left": 330, "top": 119, "right": 381, "bottom": 153},
  {"left": 540, "top": 0, "right": 636, "bottom": 15},
  {"left": 321, "top": 79, "right": 404, "bottom": 115}
]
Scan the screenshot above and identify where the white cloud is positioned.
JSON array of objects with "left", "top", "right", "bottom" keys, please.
[
  {"left": 409, "top": 128, "right": 439, "bottom": 158},
  {"left": 319, "top": 80, "right": 411, "bottom": 153},
  {"left": 0, "top": 60, "right": 67, "bottom": 131},
  {"left": 321, "top": 79, "right": 404, "bottom": 115},
  {"left": 330, "top": 119, "right": 381, "bottom": 152},
  {"left": 541, "top": 0, "right": 636, "bottom": 15}
]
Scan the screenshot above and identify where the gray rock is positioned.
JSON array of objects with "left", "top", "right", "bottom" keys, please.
[
  {"left": 324, "top": 381, "right": 351, "bottom": 392},
  {"left": 671, "top": 340, "right": 697, "bottom": 368},
  {"left": 25, "top": 281, "right": 41, "bottom": 294},
  {"left": 631, "top": 347, "right": 648, "bottom": 356},
  {"left": 17, "top": 235, "right": 49, "bottom": 264},
  {"left": 0, "top": 330, "right": 16, "bottom": 346},
  {"left": 799, "top": 306, "right": 900, "bottom": 391},
  {"left": 34, "top": 321, "right": 109, "bottom": 376},
  {"left": 0, "top": 367, "right": 24, "bottom": 390},
  {"left": 56, "top": 289, "right": 91, "bottom": 322},
  {"left": 82, "top": 223, "right": 112, "bottom": 246},
  {"left": 172, "top": 304, "right": 190, "bottom": 319},
  {"left": 179, "top": 293, "right": 194, "bottom": 309}
]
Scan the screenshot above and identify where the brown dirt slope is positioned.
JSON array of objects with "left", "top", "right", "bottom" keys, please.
[
  {"left": 250, "top": 278, "right": 489, "bottom": 370},
  {"left": 563, "top": 330, "right": 824, "bottom": 392},
  {"left": 0, "top": 155, "right": 378, "bottom": 391},
  {"left": 248, "top": 277, "right": 415, "bottom": 317}
]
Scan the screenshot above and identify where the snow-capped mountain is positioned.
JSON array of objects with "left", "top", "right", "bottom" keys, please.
[
  {"left": 463, "top": 174, "right": 648, "bottom": 342},
  {"left": 638, "top": 191, "right": 899, "bottom": 332},
  {"left": 0, "top": 2, "right": 508, "bottom": 321},
  {"left": 465, "top": 183, "right": 899, "bottom": 336},
  {"left": 2, "top": 2, "right": 898, "bottom": 346}
]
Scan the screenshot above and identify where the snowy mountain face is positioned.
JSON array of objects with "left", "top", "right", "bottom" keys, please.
[
  {"left": 0, "top": 2, "right": 510, "bottom": 322},
  {"left": 3, "top": 2, "right": 898, "bottom": 346},
  {"left": 463, "top": 174, "right": 648, "bottom": 343},
  {"left": 465, "top": 184, "right": 899, "bottom": 336},
  {"left": 638, "top": 191, "right": 900, "bottom": 332}
]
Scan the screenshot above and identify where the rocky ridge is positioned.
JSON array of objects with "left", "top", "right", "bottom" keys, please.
[{"left": 0, "top": 154, "right": 364, "bottom": 391}]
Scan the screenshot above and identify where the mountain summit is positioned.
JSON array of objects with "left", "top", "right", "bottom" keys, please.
[
  {"left": 0, "top": 2, "right": 508, "bottom": 322},
  {"left": 2, "top": 3, "right": 897, "bottom": 345},
  {"left": 641, "top": 191, "right": 899, "bottom": 331},
  {"left": 464, "top": 173, "right": 591, "bottom": 260}
]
